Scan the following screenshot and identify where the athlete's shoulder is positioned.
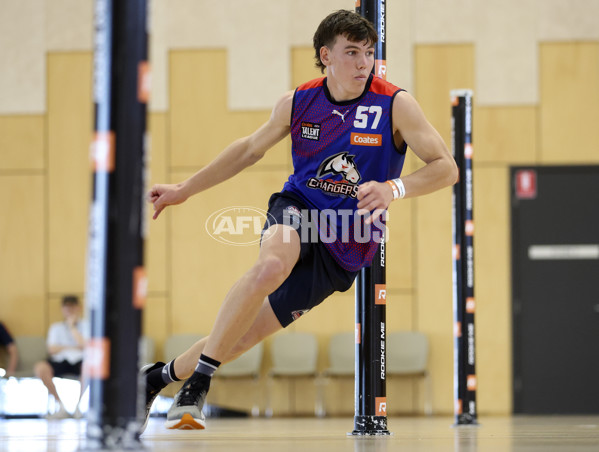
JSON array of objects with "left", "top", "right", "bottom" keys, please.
[
  {"left": 271, "top": 90, "right": 294, "bottom": 126},
  {"left": 369, "top": 76, "right": 403, "bottom": 97},
  {"left": 296, "top": 77, "right": 326, "bottom": 92}
]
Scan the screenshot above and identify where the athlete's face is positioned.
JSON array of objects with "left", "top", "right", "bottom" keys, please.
[{"left": 321, "top": 35, "right": 375, "bottom": 99}]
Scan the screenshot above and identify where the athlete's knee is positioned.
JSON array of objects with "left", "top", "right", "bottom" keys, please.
[{"left": 252, "top": 255, "right": 290, "bottom": 292}]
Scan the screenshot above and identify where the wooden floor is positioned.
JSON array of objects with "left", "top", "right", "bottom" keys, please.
[{"left": 1, "top": 415, "right": 599, "bottom": 451}]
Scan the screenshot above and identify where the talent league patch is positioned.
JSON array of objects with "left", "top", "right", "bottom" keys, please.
[{"left": 301, "top": 122, "right": 321, "bottom": 141}]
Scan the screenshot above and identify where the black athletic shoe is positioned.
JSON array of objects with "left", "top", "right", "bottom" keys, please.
[
  {"left": 138, "top": 361, "right": 166, "bottom": 435},
  {"left": 165, "top": 372, "right": 209, "bottom": 430}
]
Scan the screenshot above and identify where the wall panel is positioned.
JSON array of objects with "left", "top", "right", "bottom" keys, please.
[
  {"left": 0, "top": 116, "right": 45, "bottom": 170},
  {"left": 537, "top": 0, "right": 599, "bottom": 41},
  {"left": 143, "top": 295, "right": 169, "bottom": 362},
  {"left": 45, "top": 0, "right": 93, "bottom": 52},
  {"left": 47, "top": 52, "right": 93, "bottom": 294},
  {"left": 540, "top": 42, "right": 599, "bottom": 163},
  {"left": 0, "top": 0, "right": 45, "bottom": 114},
  {"left": 474, "top": 0, "right": 537, "bottom": 105},
  {"left": 0, "top": 175, "right": 45, "bottom": 335},
  {"left": 413, "top": 188, "right": 455, "bottom": 413},
  {"left": 146, "top": 113, "right": 169, "bottom": 293},
  {"left": 226, "top": 0, "right": 290, "bottom": 111},
  {"left": 474, "top": 106, "right": 537, "bottom": 164},
  {"left": 291, "top": 47, "right": 323, "bottom": 88},
  {"left": 387, "top": 199, "right": 414, "bottom": 291},
  {"left": 473, "top": 166, "right": 511, "bottom": 414},
  {"left": 415, "top": 44, "right": 475, "bottom": 414},
  {"left": 169, "top": 50, "right": 288, "bottom": 170},
  {"left": 415, "top": 44, "right": 475, "bottom": 145}
]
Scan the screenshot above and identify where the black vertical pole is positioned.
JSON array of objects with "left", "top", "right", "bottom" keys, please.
[
  {"left": 451, "top": 89, "right": 478, "bottom": 425},
  {"left": 86, "top": 0, "right": 149, "bottom": 448},
  {"left": 353, "top": 0, "right": 390, "bottom": 436}
]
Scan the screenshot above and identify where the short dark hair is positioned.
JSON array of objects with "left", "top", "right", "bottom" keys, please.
[
  {"left": 62, "top": 295, "right": 79, "bottom": 306},
  {"left": 313, "top": 10, "right": 378, "bottom": 74}
]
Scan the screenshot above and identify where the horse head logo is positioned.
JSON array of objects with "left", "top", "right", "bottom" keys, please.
[{"left": 317, "top": 152, "right": 361, "bottom": 183}]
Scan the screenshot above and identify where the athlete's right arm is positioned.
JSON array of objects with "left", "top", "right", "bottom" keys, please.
[{"left": 147, "top": 91, "right": 293, "bottom": 220}]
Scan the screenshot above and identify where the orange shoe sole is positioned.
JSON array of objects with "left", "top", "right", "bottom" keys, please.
[{"left": 166, "top": 413, "right": 206, "bottom": 430}]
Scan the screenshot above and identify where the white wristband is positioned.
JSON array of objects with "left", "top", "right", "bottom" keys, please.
[
  {"left": 392, "top": 178, "right": 406, "bottom": 199},
  {"left": 386, "top": 180, "right": 399, "bottom": 199}
]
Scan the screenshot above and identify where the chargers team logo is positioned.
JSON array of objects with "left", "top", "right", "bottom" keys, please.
[{"left": 306, "top": 151, "right": 361, "bottom": 198}]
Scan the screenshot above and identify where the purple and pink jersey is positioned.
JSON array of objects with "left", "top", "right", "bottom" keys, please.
[{"left": 282, "top": 74, "right": 407, "bottom": 271}]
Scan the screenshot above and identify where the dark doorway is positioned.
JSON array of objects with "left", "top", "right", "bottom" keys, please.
[{"left": 511, "top": 165, "right": 599, "bottom": 414}]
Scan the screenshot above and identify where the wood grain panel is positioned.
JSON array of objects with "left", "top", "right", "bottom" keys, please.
[
  {"left": 0, "top": 175, "right": 45, "bottom": 335},
  {"left": 47, "top": 52, "right": 93, "bottom": 294},
  {"left": 146, "top": 113, "right": 168, "bottom": 293},
  {"left": 474, "top": 106, "right": 537, "bottom": 164},
  {"left": 540, "top": 42, "right": 599, "bottom": 163},
  {"left": 169, "top": 50, "right": 288, "bottom": 169},
  {"left": 414, "top": 44, "right": 475, "bottom": 147},
  {"left": 386, "top": 198, "right": 414, "bottom": 290},
  {"left": 414, "top": 44, "right": 475, "bottom": 414},
  {"left": 142, "top": 295, "right": 168, "bottom": 363},
  {"left": 473, "top": 166, "right": 511, "bottom": 414},
  {"left": 291, "top": 47, "right": 323, "bottom": 88},
  {"left": 0, "top": 115, "right": 44, "bottom": 170},
  {"left": 413, "top": 189, "right": 454, "bottom": 415}
]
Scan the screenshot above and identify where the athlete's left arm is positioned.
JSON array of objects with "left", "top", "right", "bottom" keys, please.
[{"left": 357, "top": 91, "right": 458, "bottom": 222}]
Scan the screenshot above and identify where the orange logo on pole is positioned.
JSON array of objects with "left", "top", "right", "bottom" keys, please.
[
  {"left": 467, "top": 374, "right": 477, "bottom": 391},
  {"left": 375, "top": 397, "right": 387, "bottom": 416},
  {"left": 466, "top": 297, "right": 476, "bottom": 314},
  {"left": 138, "top": 61, "right": 151, "bottom": 103},
  {"left": 453, "top": 244, "right": 461, "bottom": 260},
  {"left": 454, "top": 321, "right": 462, "bottom": 338},
  {"left": 464, "top": 143, "right": 473, "bottom": 159},
  {"left": 133, "top": 266, "right": 147, "bottom": 309},
  {"left": 375, "top": 60, "right": 387, "bottom": 80},
  {"left": 375, "top": 284, "right": 386, "bottom": 305},
  {"left": 84, "top": 338, "right": 110, "bottom": 380},
  {"left": 91, "top": 131, "right": 115, "bottom": 172},
  {"left": 465, "top": 220, "right": 474, "bottom": 236}
]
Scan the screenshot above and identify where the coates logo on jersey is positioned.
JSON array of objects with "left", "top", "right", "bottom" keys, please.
[
  {"left": 351, "top": 132, "right": 382, "bottom": 146},
  {"left": 306, "top": 151, "right": 361, "bottom": 198}
]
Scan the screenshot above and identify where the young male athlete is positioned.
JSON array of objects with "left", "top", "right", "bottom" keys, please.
[{"left": 142, "top": 10, "right": 457, "bottom": 432}]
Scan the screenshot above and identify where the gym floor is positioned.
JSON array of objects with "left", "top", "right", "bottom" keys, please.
[{"left": 1, "top": 415, "right": 598, "bottom": 451}]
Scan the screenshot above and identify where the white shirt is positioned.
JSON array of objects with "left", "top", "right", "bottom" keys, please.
[{"left": 47, "top": 321, "right": 87, "bottom": 365}]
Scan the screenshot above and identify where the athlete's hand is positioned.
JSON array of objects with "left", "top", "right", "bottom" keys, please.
[
  {"left": 356, "top": 181, "right": 393, "bottom": 225},
  {"left": 146, "top": 183, "right": 189, "bottom": 220}
]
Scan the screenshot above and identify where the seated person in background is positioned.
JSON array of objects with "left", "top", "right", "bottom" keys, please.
[
  {"left": 0, "top": 321, "right": 18, "bottom": 378},
  {"left": 34, "top": 295, "right": 87, "bottom": 419}
]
